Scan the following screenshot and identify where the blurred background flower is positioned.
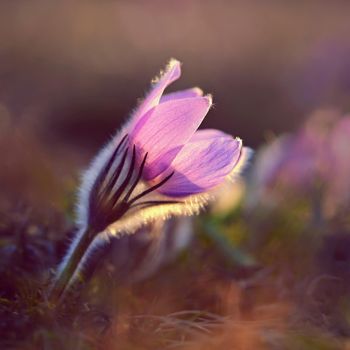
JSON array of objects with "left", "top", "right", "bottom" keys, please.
[{"left": 247, "top": 109, "right": 350, "bottom": 219}]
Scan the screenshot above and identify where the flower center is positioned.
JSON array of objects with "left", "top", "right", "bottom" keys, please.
[{"left": 87, "top": 134, "right": 180, "bottom": 233}]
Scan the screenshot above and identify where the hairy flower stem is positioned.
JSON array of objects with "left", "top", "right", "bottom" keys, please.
[
  {"left": 48, "top": 227, "right": 98, "bottom": 305},
  {"left": 47, "top": 136, "right": 181, "bottom": 306}
]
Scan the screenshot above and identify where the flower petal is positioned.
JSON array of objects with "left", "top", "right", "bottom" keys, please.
[
  {"left": 158, "top": 130, "right": 242, "bottom": 197},
  {"left": 131, "top": 59, "right": 181, "bottom": 125},
  {"left": 328, "top": 117, "right": 350, "bottom": 204},
  {"left": 160, "top": 87, "right": 203, "bottom": 103},
  {"left": 131, "top": 96, "right": 212, "bottom": 180},
  {"left": 189, "top": 129, "right": 228, "bottom": 141}
]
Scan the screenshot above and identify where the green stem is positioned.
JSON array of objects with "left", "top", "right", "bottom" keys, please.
[{"left": 48, "top": 227, "right": 96, "bottom": 305}]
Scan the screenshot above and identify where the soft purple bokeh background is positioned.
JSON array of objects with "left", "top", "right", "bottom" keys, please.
[{"left": 1, "top": 0, "right": 350, "bottom": 206}]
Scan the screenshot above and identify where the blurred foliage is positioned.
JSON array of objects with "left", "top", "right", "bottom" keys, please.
[
  {"left": 2, "top": 163, "right": 350, "bottom": 349},
  {"left": 2, "top": 107, "right": 350, "bottom": 350}
]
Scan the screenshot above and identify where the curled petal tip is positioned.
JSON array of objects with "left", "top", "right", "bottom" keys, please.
[
  {"left": 168, "top": 58, "right": 181, "bottom": 67},
  {"left": 165, "top": 59, "right": 181, "bottom": 78},
  {"left": 205, "top": 94, "right": 213, "bottom": 107},
  {"left": 192, "top": 87, "right": 204, "bottom": 96},
  {"left": 160, "top": 87, "right": 204, "bottom": 103},
  {"left": 235, "top": 137, "right": 243, "bottom": 148}
]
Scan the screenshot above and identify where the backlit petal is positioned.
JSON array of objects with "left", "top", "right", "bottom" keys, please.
[
  {"left": 131, "top": 96, "right": 212, "bottom": 180},
  {"left": 131, "top": 59, "right": 181, "bottom": 125},
  {"left": 160, "top": 87, "right": 203, "bottom": 103},
  {"left": 189, "top": 129, "right": 228, "bottom": 141},
  {"left": 158, "top": 131, "right": 242, "bottom": 197}
]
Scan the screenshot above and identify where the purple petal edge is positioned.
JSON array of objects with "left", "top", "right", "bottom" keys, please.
[
  {"left": 130, "top": 96, "right": 212, "bottom": 180},
  {"left": 158, "top": 130, "right": 242, "bottom": 197}
]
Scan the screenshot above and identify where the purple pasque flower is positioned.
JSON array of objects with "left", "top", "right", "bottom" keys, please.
[
  {"left": 248, "top": 110, "right": 350, "bottom": 215},
  {"left": 49, "top": 59, "right": 249, "bottom": 302},
  {"left": 128, "top": 59, "right": 242, "bottom": 196},
  {"left": 78, "top": 59, "right": 248, "bottom": 237},
  {"left": 326, "top": 116, "right": 350, "bottom": 211}
]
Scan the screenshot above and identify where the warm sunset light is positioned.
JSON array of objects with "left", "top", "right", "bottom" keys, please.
[{"left": 1, "top": 2, "right": 350, "bottom": 349}]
